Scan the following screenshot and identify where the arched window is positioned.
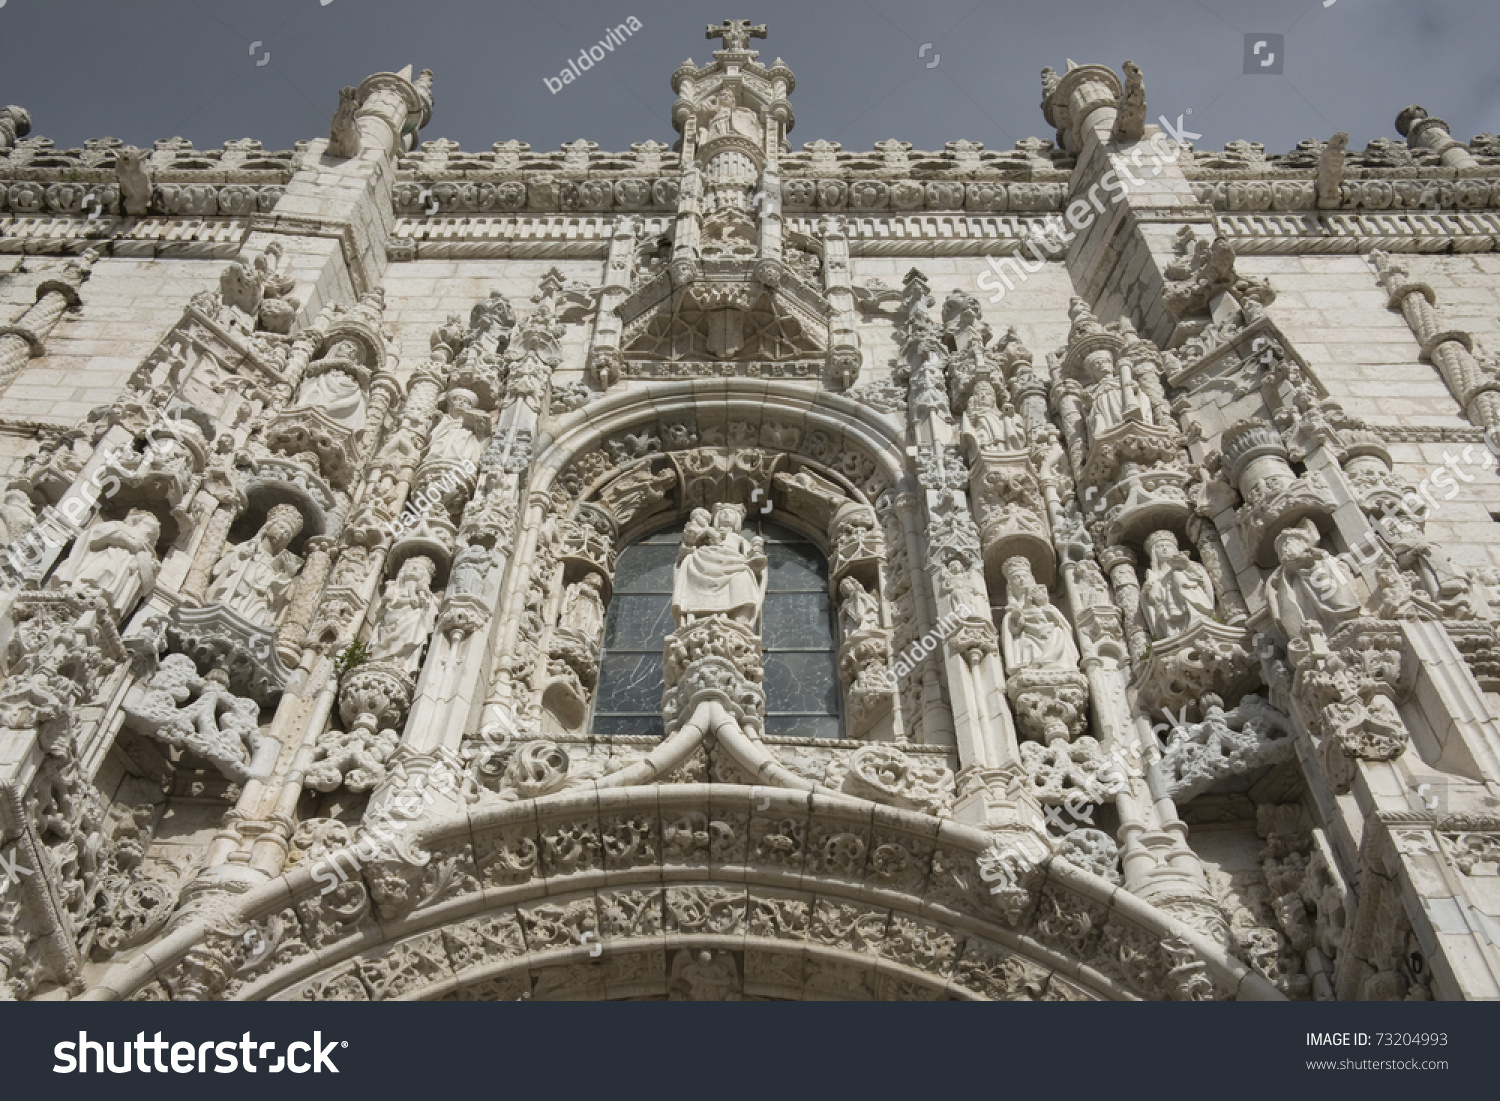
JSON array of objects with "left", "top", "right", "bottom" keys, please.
[{"left": 592, "top": 518, "right": 842, "bottom": 739}]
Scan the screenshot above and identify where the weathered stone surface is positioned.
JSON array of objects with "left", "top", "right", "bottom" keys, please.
[{"left": 0, "top": 29, "right": 1496, "bottom": 1005}]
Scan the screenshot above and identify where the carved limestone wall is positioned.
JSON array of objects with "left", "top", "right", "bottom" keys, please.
[{"left": 1, "top": 28, "right": 1499, "bottom": 1003}]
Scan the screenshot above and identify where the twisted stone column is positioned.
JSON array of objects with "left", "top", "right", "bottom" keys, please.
[
  {"left": 0, "top": 249, "right": 97, "bottom": 395},
  {"left": 275, "top": 535, "right": 335, "bottom": 663},
  {"left": 1374, "top": 251, "right": 1500, "bottom": 431},
  {"left": 181, "top": 494, "right": 242, "bottom": 603},
  {"left": 1100, "top": 544, "right": 1147, "bottom": 668},
  {"left": 1186, "top": 514, "right": 1249, "bottom": 623}
]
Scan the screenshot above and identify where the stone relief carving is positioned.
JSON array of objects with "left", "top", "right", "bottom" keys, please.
[
  {"left": 9, "top": 30, "right": 1500, "bottom": 1008},
  {"left": 204, "top": 504, "right": 304, "bottom": 626},
  {"left": 367, "top": 556, "right": 440, "bottom": 676},
  {"left": 48, "top": 508, "right": 161, "bottom": 622},
  {"left": 120, "top": 654, "right": 264, "bottom": 781},
  {"left": 1158, "top": 694, "right": 1294, "bottom": 801}
]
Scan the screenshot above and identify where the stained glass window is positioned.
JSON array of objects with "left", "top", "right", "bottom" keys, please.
[{"left": 591, "top": 518, "right": 842, "bottom": 739}]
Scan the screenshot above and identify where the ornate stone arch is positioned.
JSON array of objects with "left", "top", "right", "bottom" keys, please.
[
  {"left": 87, "top": 786, "right": 1281, "bottom": 1003},
  {"left": 488, "top": 382, "right": 935, "bottom": 745}
]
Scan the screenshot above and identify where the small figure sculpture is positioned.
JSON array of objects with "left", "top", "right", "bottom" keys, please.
[
  {"left": 328, "top": 86, "right": 361, "bottom": 159},
  {"left": 368, "top": 556, "right": 439, "bottom": 676},
  {"left": 205, "top": 504, "right": 304, "bottom": 625},
  {"left": 1266, "top": 522, "right": 1360, "bottom": 643},
  {"left": 293, "top": 346, "right": 368, "bottom": 429},
  {"left": 671, "top": 504, "right": 767, "bottom": 628},
  {"left": 1389, "top": 522, "right": 1472, "bottom": 612},
  {"left": 598, "top": 463, "right": 676, "bottom": 527},
  {"left": 50, "top": 508, "right": 162, "bottom": 622},
  {"left": 1140, "top": 529, "right": 1218, "bottom": 639},
  {"left": 558, "top": 571, "right": 607, "bottom": 645},
  {"left": 427, "top": 388, "right": 488, "bottom": 468},
  {"left": 115, "top": 145, "right": 152, "bottom": 216},
  {"left": 669, "top": 948, "right": 740, "bottom": 1001},
  {"left": 447, "top": 543, "right": 492, "bottom": 599},
  {"left": 1002, "top": 577, "right": 1079, "bottom": 673},
  {"left": 962, "top": 378, "right": 1027, "bottom": 452},
  {"left": 1086, "top": 362, "right": 1127, "bottom": 440},
  {"left": 0, "top": 486, "right": 37, "bottom": 546},
  {"left": 467, "top": 290, "right": 516, "bottom": 352},
  {"left": 838, "top": 576, "right": 881, "bottom": 638}
]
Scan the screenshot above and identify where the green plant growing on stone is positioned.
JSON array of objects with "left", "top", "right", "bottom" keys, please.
[{"left": 334, "top": 638, "right": 369, "bottom": 678}]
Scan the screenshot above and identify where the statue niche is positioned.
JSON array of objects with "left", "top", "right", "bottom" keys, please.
[
  {"left": 367, "top": 556, "right": 440, "bottom": 677},
  {"left": 672, "top": 504, "right": 767, "bottom": 630},
  {"left": 1266, "top": 520, "right": 1360, "bottom": 646},
  {"left": 204, "top": 503, "right": 304, "bottom": 628},
  {"left": 661, "top": 503, "right": 769, "bottom": 738},
  {"left": 49, "top": 508, "right": 161, "bottom": 623},
  {"left": 1140, "top": 529, "right": 1218, "bottom": 640},
  {"left": 425, "top": 388, "right": 489, "bottom": 469},
  {"left": 264, "top": 332, "right": 375, "bottom": 488},
  {"left": 1000, "top": 555, "right": 1088, "bottom": 744},
  {"left": 961, "top": 377, "right": 1027, "bottom": 454},
  {"left": 1134, "top": 528, "right": 1256, "bottom": 718},
  {"left": 292, "top": 340, "right": 368, "bottom": 432},
  {"left": 836, "top": 575, "right": 898, "bottom": 739},
  {"left": 543, "top": 570, "right": 608, "bottom": 730}
]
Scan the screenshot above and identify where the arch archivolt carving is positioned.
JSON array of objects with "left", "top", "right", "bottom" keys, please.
[
  {"left": 478, "top": 381, "right": 959, "bottom": 806},
  {"left": 97, "top": 785, "right": 1277, "bottom": 1003}
]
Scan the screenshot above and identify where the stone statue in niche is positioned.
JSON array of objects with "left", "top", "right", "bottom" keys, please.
[
  {"left": 672, "top": 504, "right": 767, "bottom": 628},
  {"left": 205, "top": 504, "right": 304, "bottom": 625},
  {"left": 1002, "top": 577, "right": 1079, "bottom": 673},
  {"left": 1087, "top": 363, "right": 1127, "bottom": 440},
  {"left": 962, "top": 377, "right": 1027, "bottom": 452},
  {"left": 368, "top": 556, "right": 439, "bottom": 676},
  {"left": 558, "top": 572, "right": 606, "bottom": 647},
  {"left": 49, "top": 508, "right": 162, "bottom": 622},
  {"left": 701, "top": 90, "right": 759, "bottom": 143},
  {"left": 1388, "top": 521, "right": 1473, "bottom": 613},
  {"left": 1266, "top": 522, "right": 1360, "bottom": 642},
  {"left": 446, "top": 542, "right": 492, "bottom": 599},
  {"left": 293, "top": 341, "right": 368, "bottom": 429},
  {"left": 426, "top": 388, "right": 488, "bottom": 468},
  {"left": 838, "top": 576, "right": 881, "bottom": 638},
  {"left": 1140, "top": 529, "right": 1218, "bottom": 639}
]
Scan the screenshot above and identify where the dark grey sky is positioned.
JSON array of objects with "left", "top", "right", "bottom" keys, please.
[{"left": 1, "top": 1, "right": 1497, "bottom": 157}]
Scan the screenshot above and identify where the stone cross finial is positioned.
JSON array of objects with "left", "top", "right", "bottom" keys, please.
[{"left": 706, "top": 19, "right": 767, "bottom": 50}]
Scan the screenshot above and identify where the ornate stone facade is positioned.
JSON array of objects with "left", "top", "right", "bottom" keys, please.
[{"left": 2, "top": 28, "right": 1500, "bottom": 1003}]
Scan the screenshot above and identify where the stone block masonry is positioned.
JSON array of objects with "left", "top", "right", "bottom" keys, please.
[{"left": 0, "top": 25, "right": 1497, "bottom": 1006}]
